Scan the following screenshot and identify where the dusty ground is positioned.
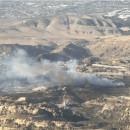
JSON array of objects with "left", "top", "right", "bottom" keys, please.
[
  {"left": 0, "top": 79, "right": 130, "bottom": 130},
  {"left": 0, "top": 14, "right": 130, "bottom": 129}
]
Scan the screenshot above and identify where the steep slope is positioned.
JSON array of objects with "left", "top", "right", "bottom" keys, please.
[
  {"left": 88, "top": 35, "right": 130, "bottom": 64},
  {"left": 0, "top": 15, "right": 124, "bottom": 45},
  {"left": 37, "top": 43, "right": 91, "bottom": 61},
  {"left": 46, "top": 15, "right": 122, "bottom": 36}
]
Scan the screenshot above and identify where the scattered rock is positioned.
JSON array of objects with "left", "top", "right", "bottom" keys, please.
[{"left": 16, "top": 97, "right": 26, "bottom": 103}]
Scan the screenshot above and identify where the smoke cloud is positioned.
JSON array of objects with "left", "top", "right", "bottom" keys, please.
[{"left": 0, "top": 49, "right": 124, "bottom": 92}]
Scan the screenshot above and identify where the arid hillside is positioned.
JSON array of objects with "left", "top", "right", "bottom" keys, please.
[
  {"left": 0, "top": 15, "right": 129, "bottom": 64},
  {"left": 0, "top": 15, "right": 123, "bottom": 45},
  {"left": 0, "top": 14, "right": 130, "bottom": 130}
]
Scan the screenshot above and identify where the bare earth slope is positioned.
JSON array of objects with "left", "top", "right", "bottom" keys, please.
[
  {"left": 0, "top": 15, "right": 122, "bottom": 45},
  {"left": 0, "top": 15, "right": 129, "bottom": 64},
  {"left": 0, "top": 14, "right": 130, "bottom": 130},
  {"left": 88, "top": 35, "right": 130, "bottom": 63}
]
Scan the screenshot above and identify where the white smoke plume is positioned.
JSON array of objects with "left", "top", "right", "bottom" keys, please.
[{"left": 0, "top": 49, "right": 124, "bottom": 91}]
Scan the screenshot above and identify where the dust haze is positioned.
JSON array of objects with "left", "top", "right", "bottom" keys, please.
[{"left": 0, "top": 49, "right": 124, "bottom": 91}]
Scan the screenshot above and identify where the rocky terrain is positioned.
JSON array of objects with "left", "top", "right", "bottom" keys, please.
[
  {"left": 0, "top": 0, "right": 130, "bottom": 129},
  {"left": 0, "top": 82, "right": 130, "bottom": 130}
]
